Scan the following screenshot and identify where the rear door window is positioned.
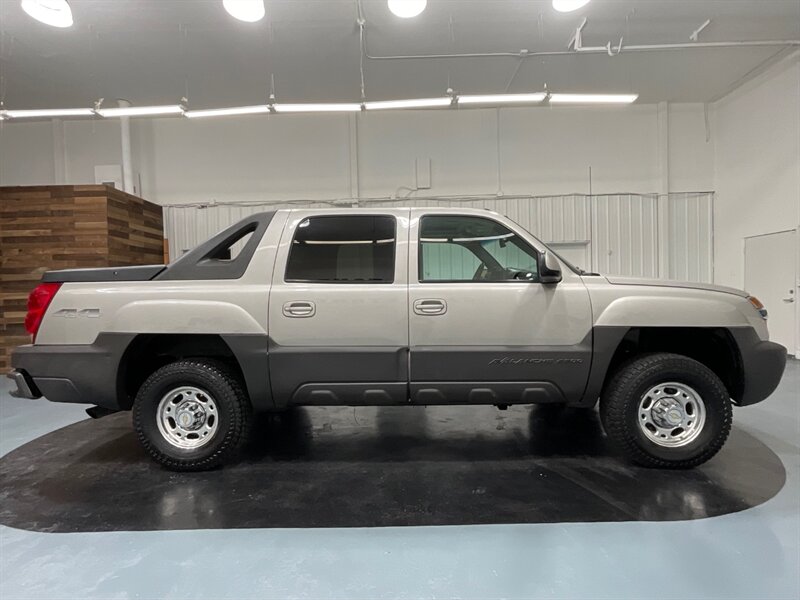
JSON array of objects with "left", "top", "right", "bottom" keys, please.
[{"left": 285, "top": 215, "right": 396, "bottom": 283}]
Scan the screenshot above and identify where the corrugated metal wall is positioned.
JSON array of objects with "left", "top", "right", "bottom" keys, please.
[
  {"left": 591, "top": 194, "right": 659, "bottom": 279},
  {"left": 668, "top": 192, "right": 714, "bottom": 283},
  {"left": 163, "top": 192, "right": 714, "bottom": 282}
]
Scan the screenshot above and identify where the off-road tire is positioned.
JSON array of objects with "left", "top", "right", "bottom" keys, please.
[
  {"left": 600, "top": 353, "right": 732, "bottom": 469},
  {"left": 133, "top": 359, "right": 252, "bottom": 471}
]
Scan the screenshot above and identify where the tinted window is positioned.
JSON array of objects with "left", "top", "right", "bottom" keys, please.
[
  {"left": 286, "top": 216, "right": 396, "bottom": 283},
  {"left": 419, "top": 215, "right": 539, "bottom": 282}
]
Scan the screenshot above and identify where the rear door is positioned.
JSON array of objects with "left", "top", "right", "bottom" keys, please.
[
  {"left": 408, "top": 210, "right": 593, "bottom": 405},
  {"left": 268, "top": 209, "right": 410, "bottom": 406}
]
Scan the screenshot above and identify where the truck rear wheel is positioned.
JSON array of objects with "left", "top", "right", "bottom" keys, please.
[
  {"left": 133, "top": 359, "right": 252, "bottom": 471},
  {"left": 600, "top": 353, "right": 732, "bottom": 468}
]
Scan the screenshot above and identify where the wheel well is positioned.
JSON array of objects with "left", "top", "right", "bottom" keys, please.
[
  {"left": 116, "top": 334, "right": 245, "bottom": 410},
  {"left": 603, "top": 327, "right": 744, "bottom": 402}
]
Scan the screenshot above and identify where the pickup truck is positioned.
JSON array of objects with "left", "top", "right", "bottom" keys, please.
[{"left": 9, "top": 208, "right": 787, "bottom": 471}]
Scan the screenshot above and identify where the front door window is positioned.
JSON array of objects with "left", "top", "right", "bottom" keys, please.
[{"left": 419, "top": 215, "right": 540, "bottom": 282}]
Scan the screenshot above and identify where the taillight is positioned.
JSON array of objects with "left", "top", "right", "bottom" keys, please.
[{"left": 24, "top": 282, "right": 62, "bottom": 341}]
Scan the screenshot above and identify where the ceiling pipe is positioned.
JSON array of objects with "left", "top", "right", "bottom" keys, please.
[
  {"left": 359, "top": 19, "right": 799, "bottom": 61},
  {"left": 690, "top": 19, "right": 712, "bottom": 42},
  {"left": 118, "top": 99, "right": 134, "bottom": 194},
  {"left": 363, "top": 38, "right": 800, "bottom": 61},
  {"left": 575, "top": 40, "right": 800, "bottom": 54}
]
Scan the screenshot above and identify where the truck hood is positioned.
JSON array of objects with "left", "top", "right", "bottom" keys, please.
[{"left": 602, "top": 275, "right": 749, "bottom": 298}]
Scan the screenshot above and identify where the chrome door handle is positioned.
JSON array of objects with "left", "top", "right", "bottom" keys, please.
[
  {"left": 283, "top": 301, "right": 316, "bottom": 318},
  {"left": 783, "top": 298, "right": 795, "bottom": 303},
  {"left": 414, "top": 298, "right": 447, "bottom": 316}
]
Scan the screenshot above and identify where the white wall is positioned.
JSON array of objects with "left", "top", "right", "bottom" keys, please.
[
  {"left": 0, "top": 121, "right": 55, "bottom": 185},
  {"left": 132, "top": 115, "right": 352, "bottom": 204},
  {"left": 63, "top": 120, "right": 121, "bottom": 185},
  {"left": 1, "top": 103, "right": 714, "bottom": 203},
  {"left": 669, "top": 104, "right": 715, "bottom": 193},
  {"left": 712, "top": 53, "right": 800, "bottom": 289}
]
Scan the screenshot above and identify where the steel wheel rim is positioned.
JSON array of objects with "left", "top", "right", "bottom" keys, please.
[
  {"left": 637, "top": 382, "right": 706, "bottom": 448},
  {"left": 156, "top": 386, "right": 219, "bottom": 449}
]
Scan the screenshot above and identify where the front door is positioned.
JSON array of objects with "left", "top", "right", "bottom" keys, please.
[
  {"left": 268, "top": 210, "right": 410, "bottom": 406},
  {"left": 408, "top": 210, "right": 593, "bottom": 404}
]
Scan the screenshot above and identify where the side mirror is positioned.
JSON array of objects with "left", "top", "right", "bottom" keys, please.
[{"left": 539, "top": 251, "right": 562, "bottom": 284}]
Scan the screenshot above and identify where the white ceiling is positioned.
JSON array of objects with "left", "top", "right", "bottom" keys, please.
[{"left": 0, "top": 0, "right": 798, "bottom": 109}]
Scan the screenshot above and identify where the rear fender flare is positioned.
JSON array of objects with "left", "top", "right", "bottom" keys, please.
[{"left": 109, "top": 300, "right": 265, "bottom": 335}]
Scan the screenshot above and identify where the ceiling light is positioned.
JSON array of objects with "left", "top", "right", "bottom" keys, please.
[
  {"left": 458, "top": 93, "right": 547, "bottom": 105},
  {"left": 5, "top": 107, "right": 94, "bottom": 118},
  {"left": 364, "top": 97, "right": 451, "bottom": 110},
  {"left": 20, "top": 0, "right": 73, "bottom": 28},
  {"left": 549, "top": 93, "right": 638, "bottom": 104},
  {"left": 274, "top": 103, "right": 362, "bottom": 113},
  {"left": 552, "top": 0, "right": 591, "bottom": 13},
  {"left": 96, "top": 105, "right": 185, "bottom": 117},
  {"left": 185, "top": 105, "right": 271, "bottom": 119},
  {"left": 387, "top": 0, "right": 427, "bottom": 19},
  {"left": 223, "top": 0, "right": 265, "bottom": 22}
]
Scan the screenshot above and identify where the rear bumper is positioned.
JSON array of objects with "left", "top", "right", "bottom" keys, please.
[
  {"left": 730, "top": 328, "right": 787, "bottom": 406},
  {"left": 10, "top": 335, "right": 134, "bottom": 410}
]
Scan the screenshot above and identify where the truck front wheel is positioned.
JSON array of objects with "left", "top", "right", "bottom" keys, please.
[
  {"left": 600, "top": 353, "right": 732, "bottom": 468},
  {"left": 133, "top": 359, "right": 252, "bottom": 471}
]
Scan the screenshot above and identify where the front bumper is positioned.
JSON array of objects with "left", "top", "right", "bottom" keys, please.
[
  {"left": 6, "top": 369, "right": 42, "bottom": 399},
  {"left": 729, "top": 327, "right": 787, "bottom": 406}
]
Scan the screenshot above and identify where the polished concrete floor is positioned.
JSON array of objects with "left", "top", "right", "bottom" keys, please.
[{"left": 1, "top": 361, "right": 798, "bottom": 599}]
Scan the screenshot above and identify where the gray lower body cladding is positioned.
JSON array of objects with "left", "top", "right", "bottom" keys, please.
[
  {"left": 11, "top": 334, "right": 135, "bottom": 409},
  {"left": 268, "top": 344, "right": 408, "bottom": 408},
  {"left": 408, "top": 342, "right": 592, "bottom": 405},
  {"left": 9, "top": 326, "right": 786, "bottom": 410},
  {"left": 728, "top": 327, "right": 787, "bottom": 406},
  {"left": 11, "top": 333, "right": 271, "bottom": 412}
]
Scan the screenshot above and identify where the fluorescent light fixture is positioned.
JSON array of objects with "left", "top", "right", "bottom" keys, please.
[
  {"left": 21, "top": 0, "right": 73, "bottom": 28},
  {"left": 552, "top": 0, "right": 591, "bottom": 13},
  {"left": 388, "top": 0, "right": 427, "bottom": 19},
  {"left": 273, "top": 103, "right": 362, "bottom": 113},
  {"left": 185, "top": 105, "right": 271, "bottom": 119},
  {"left": 458, "top": 93, "right": 547, "bottom": 105},
  {"left": 223, "top": 0, "right": 265, "bottom": 22},
  {"left": 549, "top": 93, "right": 638, "bottom": 104},
  {"left": 5, "top": 107, "right": 94, "bottom": 118},
  {"left": 364, "top": 97, "right": 451, "bottom": 111},
  {"left": 97, "top": 105, "right": 184, "bottom": 117}
]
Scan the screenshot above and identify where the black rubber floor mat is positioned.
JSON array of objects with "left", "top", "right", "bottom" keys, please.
[{"left": 0, "top": 404, "right": 785, "bottom": 532}]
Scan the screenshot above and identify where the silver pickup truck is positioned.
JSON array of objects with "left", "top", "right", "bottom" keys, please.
[{"left": 9, "top": 208, "right": 787, "bottom": 471}]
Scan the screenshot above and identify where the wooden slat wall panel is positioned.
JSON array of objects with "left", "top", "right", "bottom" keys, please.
[
  {"left": 106, "top": 189, "right": 165, "bottom": 265},
  {"left": 0, "top": 185, "right": 163, "bottom": 372}
]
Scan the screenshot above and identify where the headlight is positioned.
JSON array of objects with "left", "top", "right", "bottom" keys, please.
[{"left": 747, "top": 295, "right": 768, "bottom": 319}]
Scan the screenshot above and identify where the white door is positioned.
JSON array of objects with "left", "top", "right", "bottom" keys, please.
[{"left": 745, "top": 230, "right": 797, "bottom": 354}]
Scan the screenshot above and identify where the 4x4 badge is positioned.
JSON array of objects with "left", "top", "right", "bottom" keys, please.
[{"left": 52, "top": 308, "right": 101, "bottom": 318}]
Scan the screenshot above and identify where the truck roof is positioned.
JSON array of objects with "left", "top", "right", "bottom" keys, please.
[{"left": 273, "top": 206, "right": 504, "bottom": 217}]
